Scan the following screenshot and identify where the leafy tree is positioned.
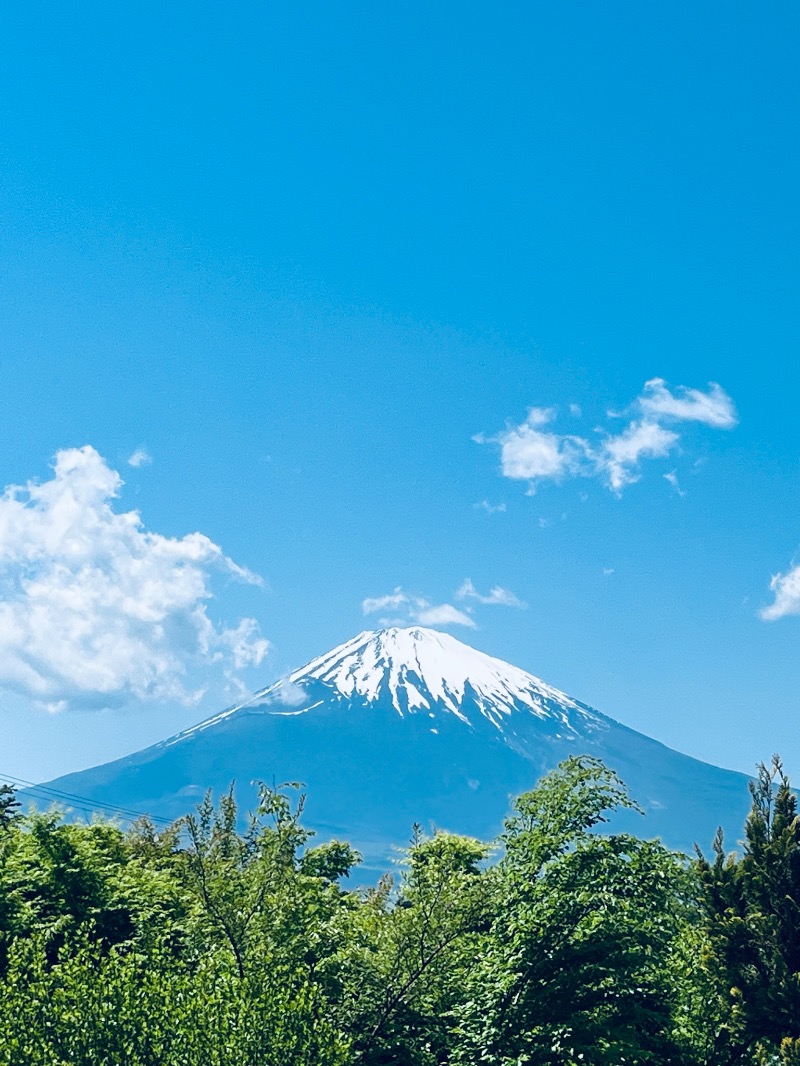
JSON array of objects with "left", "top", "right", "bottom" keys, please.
[
  {"left": 0, "top": 810, "right": 145, "bottom": 967},
  {"left": 181, "top": 781, "right": 359, "bottom": 983},
  {"left": 0, "top": 932, "right": 350, "bottom": 1066},
  {"left": 345, "top": 829, "right": 490, "bottom": 1064},
  {"left": 0, "top": 785, "right": 356, "bottom": 1065},
  {"left": 452, "top": 756, "right": 692, "bottom": 1065}
]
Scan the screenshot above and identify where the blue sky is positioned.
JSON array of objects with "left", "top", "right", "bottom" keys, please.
[{"left": 1, "top": 2, "right": 799, "bottom": 785}]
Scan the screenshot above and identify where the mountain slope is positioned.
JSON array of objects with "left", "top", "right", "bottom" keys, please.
[{"left": 25, "top": 627, "right": 753, "bottom": 870}]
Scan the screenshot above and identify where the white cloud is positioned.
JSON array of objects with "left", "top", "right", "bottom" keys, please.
[
  {"left": 216, "top": 618, "right": 270, "bottom": 670},
  {"left": 0, "top": 446, "right": 268, "bottom": 710},
  {"left": 526, "top": 406, "right": 558, "bottom": 427},
  {"left": 663, "top": 470, "right": 686, "bottom": 497},
  {"left": 456, "top": 578, "right": 527, "bottom": 609},
  {"left": 362, "top": 578, "right": 527, "bottom": 630},
  {"left": 477, "top": 377, "right": 736, "bottom": 497},
  {"left": 263, "top": 678, "right": 307, "bottom": 707},
  {"left": 489, "top": 408, "right": 591, "bottom": 489},
  {"left": 761, "top": 565, "right": 800, "bottom": 621},
  {"left": 637, "top": 378, "right": 737, "bottom": 428},
  {"left": 598, "top": 421, "right": 679, "bottom": 494},
  {"left": 362, "top": 587, "right": 476, "bottom": 629},
  {"left": 473, "top": 500, "right": 507, "bottom": 514},
  {"left": 415, "top": 603, "right": 476, "bottom": 628},
  {"left": 361, "top": 589, "right": 410, "bottom": 615},
  {"left": 127, "top": 448, "right": 152, "bottom": 468}
]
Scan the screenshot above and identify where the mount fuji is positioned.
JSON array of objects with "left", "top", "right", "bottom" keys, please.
[{"left": 27, "top": 627, "right": 753, "bottom": 870}]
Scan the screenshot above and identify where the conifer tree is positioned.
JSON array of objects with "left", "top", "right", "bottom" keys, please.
[
  {"left": 697, "top": 755, "right": 800, "bottom": 1062},
  {"left": 0, "top": 784, "right": 19, "bottom": 831}
]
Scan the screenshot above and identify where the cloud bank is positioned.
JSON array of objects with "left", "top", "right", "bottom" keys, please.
[
  {"left": 0, "top": 446, "right": 268, "bottom": 711},
  {"left": 477, "top": 378, "right": 737, "bottom": 496}
]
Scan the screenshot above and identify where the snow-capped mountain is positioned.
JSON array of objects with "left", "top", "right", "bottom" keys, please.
[
  {"left": 26, "top": 627, "right": 753, "bottom": 872},
  {"left": 285, "top": 626, "right": 584, "bottom": 724},
  {"left": 178, "top": 627, "right": 595, "bottom": 736}
]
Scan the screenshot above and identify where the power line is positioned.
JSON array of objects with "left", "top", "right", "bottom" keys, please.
[{"left": 0, "top": 770, "right": 175, "bottom": 827}]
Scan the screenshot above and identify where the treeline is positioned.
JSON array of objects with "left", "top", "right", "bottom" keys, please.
[{"left": 1, "top": 755, "right": 799, "bottom": 1065}]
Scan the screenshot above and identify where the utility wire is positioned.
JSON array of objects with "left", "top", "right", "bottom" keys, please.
[{"left": 0, "top": 769, "right": 175, "bottom": 827}]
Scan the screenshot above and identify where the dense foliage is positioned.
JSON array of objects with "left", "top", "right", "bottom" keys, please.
[{"left": 0, "top": 755, "right": 798, "bottom": 1065}]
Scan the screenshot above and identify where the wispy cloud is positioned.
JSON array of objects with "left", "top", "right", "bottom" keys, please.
[
  {"left": 663, "top": 470, "right": 686, "bottom": 497},
  {"left": 600, "top": 420, "right": 678, "bottom": 493},
  {"left": 127, "top": 448, "right": 152, "bottom": 468},
  {"left": 637, "top": 377, "right": 737, "bottom": 428},
  {"left": 477, "top": 379, "right": 736, "bottom": 497},
  {"left": 473, "top": 499, "right": 507, "bottom": 514},
  {"left": 761, "top": 565, "right": 800, "bottom": 622},
  {"left": 455, "top": 578, "right": 527, "bottom": 608},
  {"left": 0, "top": 446, "right": 268, "bottom": 711},
  {"left": 362, "top": 588, "right": 475, "bottom": 629},
  {"left": 263, "top": 678, "right": 307, "bottom": 707},
  {"left": 362, "top": 578, "right": 527, "bottom": 630},
  {"left": 415, "top": 603, "right": 476, "bottom": 628}
]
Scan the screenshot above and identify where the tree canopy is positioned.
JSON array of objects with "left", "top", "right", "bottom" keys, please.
[{"left": 0, "top": 754, "right": 798, "bottom": 1064}]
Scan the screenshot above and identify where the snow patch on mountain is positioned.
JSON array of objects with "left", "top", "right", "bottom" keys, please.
[
  {"left": 288, "top": 627, "right": 583, "bottom": 728},
  {"left": 165, "top": 626, "right": 598, "bottom": 748}
]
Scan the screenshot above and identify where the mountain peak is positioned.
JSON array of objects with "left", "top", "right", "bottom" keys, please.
[
  {"left": 169, "top": 626, "right": 593, "bottom": 747},
  {"left": 283, "top": 625, "right": 584, "bottom": 728}
]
